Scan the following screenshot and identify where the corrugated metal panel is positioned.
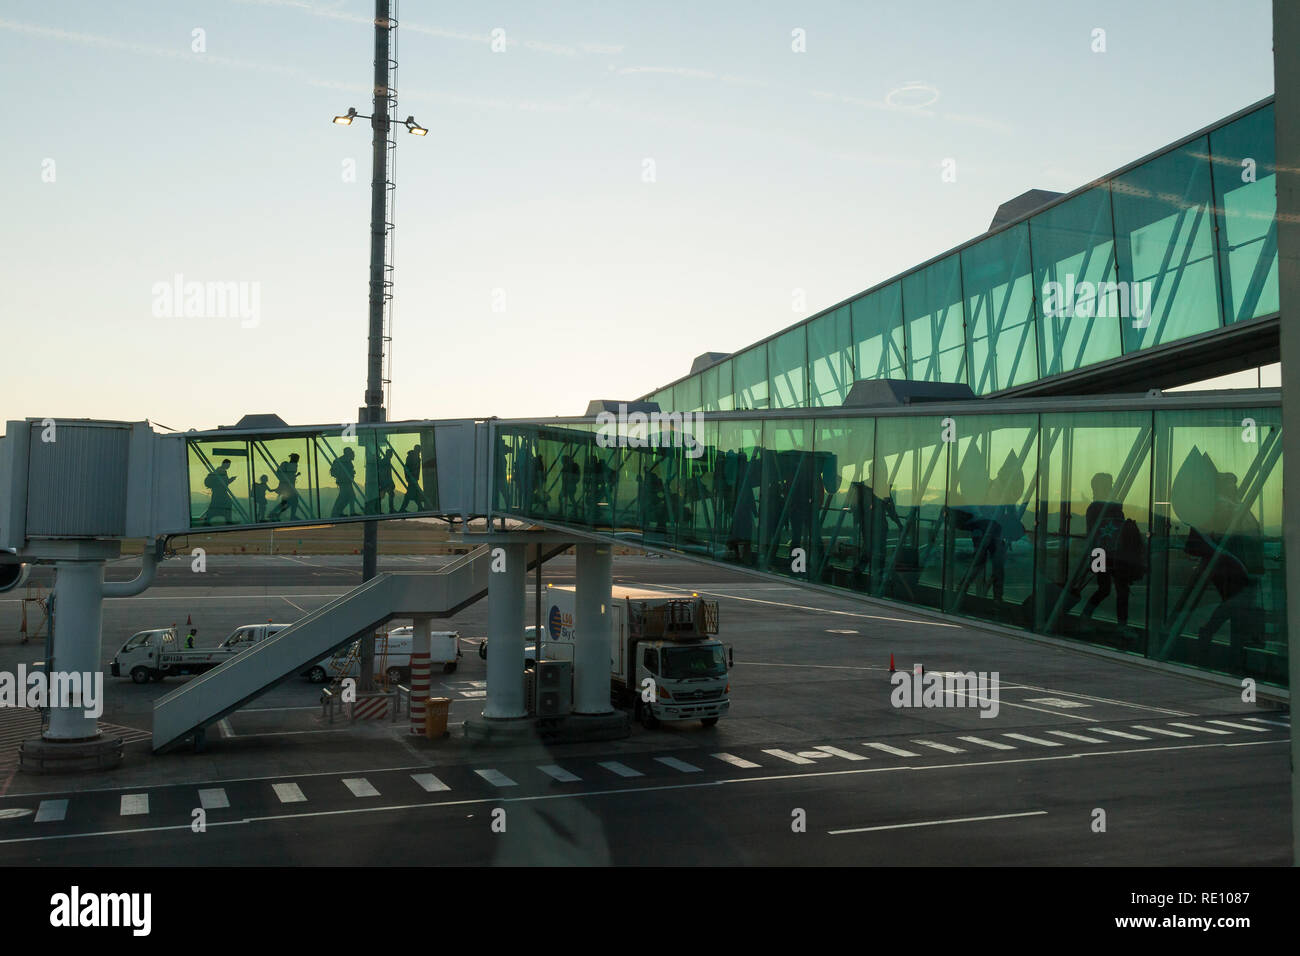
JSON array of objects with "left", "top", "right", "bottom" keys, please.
[{"left": 26, "top": 422, "right": 130, "bottom": 536}]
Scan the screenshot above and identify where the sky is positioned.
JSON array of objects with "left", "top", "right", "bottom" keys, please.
[{"left": 0, "top": 0, "right": 1278, "bottom": 431}]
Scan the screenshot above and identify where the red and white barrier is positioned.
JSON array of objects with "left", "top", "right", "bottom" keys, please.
[
  {"left": 350, "top": 694, "right": 390, "bottom": 721},
  {"left": 409, "top": 652, "right": 431, "bottom": 735}
]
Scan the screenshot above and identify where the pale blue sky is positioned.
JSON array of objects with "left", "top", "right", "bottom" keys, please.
[{"left": 0, "top": 0, "right": 1276, "bottom": 429}]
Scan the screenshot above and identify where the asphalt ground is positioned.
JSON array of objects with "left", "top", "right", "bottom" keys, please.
[{"left": 0, "top": 554, "right": 1290, "bottom": 866}]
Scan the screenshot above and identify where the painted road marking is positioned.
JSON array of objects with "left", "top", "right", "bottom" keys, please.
[
  {"left": 1133, "top": 725, "right": 1192, "bottom": 738},
  {"left": 1088, "top": 728, "right": 1149, "bottom": 740},
  {"left": 1244, "top": 717, "right": 1290, "bottom": 728},
  {"left": 474, "top": 769, "right": 517, "bottom": 788},
  {"left": 34, "top": 800, "right": 67, "bottom": 823},
  {"left": 814, "top": 745, "right": 870, "bottom": 761},
  {"left": 1169, "top": 722, "right": 1230, "bottom": 735},
  {"left": 538, "top": 765, "right": 581, "bottom": 783},
  {"left": 1206, "top": 719, "right": 1269, "bottom": 733},
  {"left": 410, "top": 773, "right": 450, "bottom": 793},
  {"left": 0, "top": 809, "right": 32, "bottom": 820},
  {"left": 1002, "top": 733, "right": 1061, "bottom": 747},
  {"left": 120, "top": 794, "right": 149, "bottom": 816},
  {"left": 343, "top": 778, "right": 380, "bottom": 798},
  {"left": 655, "top": 757, "right": 702, "bottom": 773},
  {"left": 272, "top": 783, "right": 307, "bottom": 803},
  {"left": 829, "top": 810, "right": 1047, "bottom": 835},
  {"left": 861, "top": 742, "right": 921, "bottom": 757},
  {"left": 712, "top": 753, "right": 761, "bottom": 769},
  {"left": 1024, "top": 697, "right": 1090, "bottom": 708},
  {"left": 1045, "top": 730, "right": 1107, "bottom": 744},
  {"left": 957, "top": 736, "right": 1015, "bottom": 750},
  {"left": 198, "top": 788, "right": 229, "bottom": 810},
  {"left": 762, "top": 749, "right": 816, "bottom": 765},
  {"left": 598, "top": 761, "right": 643, "bottom": 778},
  {"left": 911, "top": 740, "right": 965, "bottom": 754}
]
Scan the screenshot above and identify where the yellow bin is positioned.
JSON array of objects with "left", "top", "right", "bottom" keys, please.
[{"left": 425, "top": 697, "right": 451, "bottom": 738}]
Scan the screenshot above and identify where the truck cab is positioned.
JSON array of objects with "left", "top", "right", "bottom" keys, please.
[
  {"left": 110, "top": 628, "right": 178, "bottom": 683},
  {"left": 634, "top": 637, "right": 730, "bottom": 728},
  {"left": 218, "top": 623, "right": 288, "bottom": 650}
]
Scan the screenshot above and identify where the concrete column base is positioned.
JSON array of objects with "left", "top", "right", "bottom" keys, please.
[
  {"left": 19, "top": 735, "right": 123, "bottom": 774},
  {"left": 463, "top": 711, "right": 630, "bottom": 745}
]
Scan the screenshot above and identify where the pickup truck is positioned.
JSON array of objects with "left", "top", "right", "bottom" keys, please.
[{"left": 110, "top": 623, "right": 289, "bottom": 683}]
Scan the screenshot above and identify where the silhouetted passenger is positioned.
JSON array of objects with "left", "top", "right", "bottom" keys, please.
[
  {"left": 271, "top": 452, "right": 302, "bottom": 520},
  {"left": 399, "top": 445, "right": 426, "bottom": 512},
  {"left": 202, "top": 459, "right": 237, "bottom": 525},
  {"left": 330, "top": 447, "right": 358, "bottom": 517}
]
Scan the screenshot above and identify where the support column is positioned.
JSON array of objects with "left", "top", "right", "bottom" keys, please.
[
  {"left": 574, "top": 543, "right": 614, "bottom": 715},
  {"left": 483, "top": 543, "right": 527, "bottom": 719},
  {"left": 409, "top": 617, "right": 431, "bottom": 735},
  {"left": 45, "top": 561, "right": 105, "bottom": 741}
]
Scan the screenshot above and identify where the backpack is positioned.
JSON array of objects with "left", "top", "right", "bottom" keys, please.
[{"left": 1116, "top": 518, "right": 1147, "bottom": 581}]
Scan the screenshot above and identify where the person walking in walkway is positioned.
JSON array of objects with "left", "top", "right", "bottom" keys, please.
[
  {"left": 399, "top": 445, "right": 426, "bottom": 512},
  {"left": 270, "top": 452, "right": 302, "bottom": 521},
  {"left": 201, "top": 459, "right": 238, "bottom": 525},
  {"left": 330, "top": 447, "right": 358, "bottom": 517},
  {"left": 1079, "top": 472, "right": 1139, "bottom": 640},
  {"left": 376, "top": 448, "right": 397, "bottom": 513}
]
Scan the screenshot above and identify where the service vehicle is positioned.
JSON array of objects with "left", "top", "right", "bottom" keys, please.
[
  {"left": 542, "top": 585, "right": 730, "bottom": 728},
  {"left": 302, "top": 626, "right": 461, "bottom": 683},
  {"left": 110, "top": 622, "right": 290, "bottom": 684}
]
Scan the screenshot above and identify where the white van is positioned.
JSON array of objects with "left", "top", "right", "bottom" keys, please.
[{"left": 302, "top": 627, "right": 460, "bottom": 683}]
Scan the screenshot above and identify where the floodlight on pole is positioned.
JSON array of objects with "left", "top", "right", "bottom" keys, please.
[
  {"left": 403, "top": 115, "right": 427, "bottom": 136},
  {"left": 333, "top": 107, "right": 358, "bottom": 126}
]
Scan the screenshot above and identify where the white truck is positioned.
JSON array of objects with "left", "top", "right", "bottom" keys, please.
[
  {"left": 111, "top": 623, "right": 290, "bottom": 684},
  {"left": 301, "top": 626, "right": 461, "bottom": 683},
  {"left": 542, "top": 585, "right": 731, "bottom": 728}
]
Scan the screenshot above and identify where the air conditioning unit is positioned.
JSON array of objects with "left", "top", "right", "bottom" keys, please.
[{"left": 535, "top": 660, "right": 572, "bottom": 717}]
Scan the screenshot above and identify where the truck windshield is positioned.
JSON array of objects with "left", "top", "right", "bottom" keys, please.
[{"left": 661, "top": 645, "right": 726, "bottom": 679}]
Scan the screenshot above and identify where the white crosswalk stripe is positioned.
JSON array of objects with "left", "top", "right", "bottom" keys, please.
[
  {"left": 198, "top": 788, "right": 229, "bottom": 809},
  {"left": 1088, "top": 728, "right": 1149, "bottom": 740},
  {"left": 34, "top": 799, "right": 67, "bottom": 823},
  {"left": 862, "top": 742, "right": 921, "bottom": 757},
  {"left": 1169, "top": 722, "right": 1231, "bottom": 735},
  {"left": 1243, "top": 716, "right": 1290, "bottom": 728},
  {"left": 814, "top": 745, "right": 870, "bottom": 761},
  {"left": 1045, "top": 730, "right": 1107, "bottom": 744},
  {"left": 343, "top": 778, "right": 380, "bottom": 797},
  {"left": 1206, "top": 719, "right": 1270, "bottom": 733},
  {"left": 272, "top": 783, "right": 307, "bottom": 803},
  {"left": 911, "top": 740, "right": 965, "bottom": 753},
  {"left": 1003, "top": 733, "right": 1061, "bottom": 747},
  {"left": 763, "top": 749, "right": 816, "bottom": 765},
  {"left": 712, "top": 752, "right": 761, "bottom": 769},
  {"left": 957, "top": 735, "right": 1015, "bottom": 750},
  {"left": 1133, "top": 725, "right": 1193, "bottom": 738},
  {"left": 411, "top": 772, "right": 450, "bottom": 792},
  {"left": 538, "top": 764, "right": 581, "bottom": 782},
  {"left": 655, "top": 756, "right": 702, "bottom": 773},
  {"left": 599, "top": 761, "right": 643, "bottom": 778},
  {"left": 120, "top": 794, "right": 148, "bottom": 816},
  {"left": 474, "top": 769, "right": 518, "bottom": 787}
]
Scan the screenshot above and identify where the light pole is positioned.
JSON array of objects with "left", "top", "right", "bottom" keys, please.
[{"left": 334, "top": 0, "right": 424, "bottom": 688}]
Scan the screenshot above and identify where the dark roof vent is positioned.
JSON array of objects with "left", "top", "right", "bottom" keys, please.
[{"left": 988, "top": 189, "right": 1063, "bottom": 231}]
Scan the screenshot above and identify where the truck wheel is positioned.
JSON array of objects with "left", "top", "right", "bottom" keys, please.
[
  {"left": 478, "top": 642, "right": 487, "bottom": 660},
  {"left": 442, "top": 662, "right": 457, "bottom": 674},
  {"left": 636, "top": 700, "right": 658, "bottom": 730},
  {"left": 701, "top": 717, "right": 719, "bottom": 727},
  {"left": 306, "top": 666, "right": 327, "bottom": 684},
  {"left": 131, "top": 666, "right": 151, "bottom": 685}
]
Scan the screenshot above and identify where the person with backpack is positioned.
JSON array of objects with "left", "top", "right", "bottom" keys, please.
[
  {"left": 1079, "top": 472, "right": 1144, "bottom": 642},
  {"left": 201, "top": 458, "right": 238, "bottom": 525},
  {"left": 271, "top": 452, "right": 302, "bottom": 520},
  {"left": 330, "top": 447, "right": 358, "bottom": 517}
]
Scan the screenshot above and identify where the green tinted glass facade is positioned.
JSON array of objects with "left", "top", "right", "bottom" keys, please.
[
  {"left": 186, "top": 425, "right": 439, "bottom": 530},
  {"left": 494, "top": 393, "right": 1286, "bottom": 687},
  {"left": 640, "top": 101, "right": 1277, "bottom": 412}
]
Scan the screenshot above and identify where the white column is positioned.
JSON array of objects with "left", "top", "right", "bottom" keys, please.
[
  {"left": 45, "top": 561, "right": 105, "bottom": 740},
  {"left": 409, "top": 617, "right": 431, "bottom": 735},
  {"left": 574, "top": 543, "right": 614, "bottom": 715},
  {"left": 483, "top": 543, "right": 527, "bottom": 719}
]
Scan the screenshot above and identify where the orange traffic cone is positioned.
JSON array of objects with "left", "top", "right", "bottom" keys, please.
[
  {"left": 186, "top": 614, "right": 192, "bottom": 626},
  {"left": 889, "top": 653, "right": 895, "bottom": 674}
]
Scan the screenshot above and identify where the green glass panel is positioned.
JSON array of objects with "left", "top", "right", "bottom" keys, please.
[
  {"left": 1034, "top": 411, "right": 1151, "bottom": 650},
  {"left": 757, "top": 420, "right": 815, "bottom": 576},
  {"left": 714, "top": 420, "right": 764, "bottom": 566},
  {"left": 715, "top": 359, "right": 735, "bottom": 412},
  {"left": 767, "top": 329, "right": 807, "bottom": 409},
  {"left": 903, "top": 255, "right": 967, "bottom": 385},
  {"left": 679, "top": 375, "right": 703, "bottom": 414},
  {"left": 1031, "top": 187, "right": 1122, "bottom": 377},
  {"left": 1113, "top": 137, "right": 1221, "bottom": 352},
  {"left": 369, "top": 426, "right": 436, "bottom": 515},
  {"left": 734, "top": 347, "right": 768, "bottom": 410},
  {"left": 962, "top": 224, "right": 1038, "bottom": 394},
  {"left": 249, "top": 436, "right": 320, "bottom": 525},
  {"left": 188, "top": 438, "right": 253, "bottom": 527},
  {"left": 943, "top": 414, "right": 1038, "bottom": 626},
  {"left": 871, "top": 416, "right": 949, "bottom": 609},
  {"left": 315, "top": 430, "right": 367, "bottom": 520},
  {"left": 1149, "top": 407, "right": 1285, "bottom": 684},
  {"left": 1210, "top": 104, "right": 1279, "bottom": 322},
  {"left": 812, "top": 417, "right": 876, "bottom": 591},
  {"left": 809, "top": 306, "right": 853, "bottom": 407},
  {"left": 850, "top": 283, "right": 905, "bottom": 381},
  {"left": 701, "top": 364, "right": 719, "bottom": 413}
]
